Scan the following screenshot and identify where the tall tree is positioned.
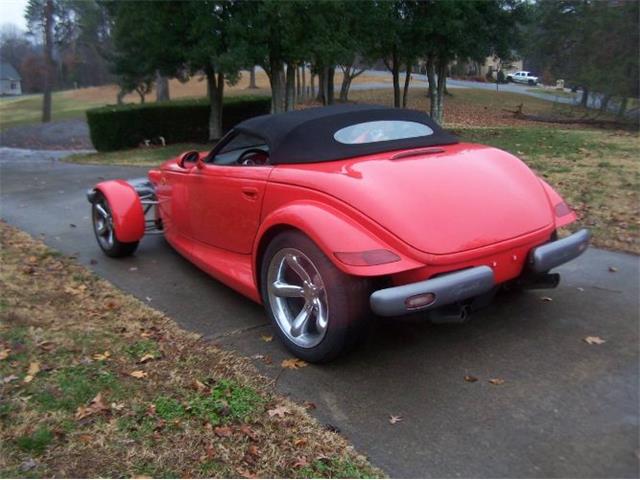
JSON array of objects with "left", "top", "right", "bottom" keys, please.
[
  {"left": 416, "top": 0, "right": 528, "bottom": 123},
  {"left": 25, "top": 0, "right": 55, "bottom": 122},
  {"left": 109, "top": 1, "right": 244, "bottom": 140},
  {"left": 526, "top": 0, "right": 639, "bottom": 117}
]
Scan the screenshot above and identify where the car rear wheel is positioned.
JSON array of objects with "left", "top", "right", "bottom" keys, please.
[
  {"left": 260, "top": 230, "right": 370, "bottom": 362},
  {"left": 91, "top": 192, "right": 138, "bottom": 258}
]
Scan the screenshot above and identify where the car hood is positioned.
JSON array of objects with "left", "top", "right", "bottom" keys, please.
[{"left": 270, "top": 143, "right": 553, "bottom": 255}]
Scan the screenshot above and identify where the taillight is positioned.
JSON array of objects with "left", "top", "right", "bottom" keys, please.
[
  {"left": 334, "top": 249, "right": 401, "bottom": 266},
  {"left": 554, "top": 201, "right": 572, "bottom": 217}
]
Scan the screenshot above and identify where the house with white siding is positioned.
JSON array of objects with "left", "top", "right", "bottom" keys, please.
[{"left": 0, "top": 62, "right": 22, "bottom": 96}]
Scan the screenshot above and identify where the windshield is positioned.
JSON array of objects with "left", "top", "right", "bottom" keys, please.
[{"left": 334, "top": 120, "right": 433, "bottom": 145}]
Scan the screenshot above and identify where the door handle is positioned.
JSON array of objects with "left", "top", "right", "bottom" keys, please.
[{"left": 241, "top": 187, "right": 259, "bottom": 200}]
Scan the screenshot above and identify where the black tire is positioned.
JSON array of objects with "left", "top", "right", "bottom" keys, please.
[
  {"left": 260, "top": 230, "right": 371, "bottom": 362},
  {"left": 507, "top": 77, "right": 513, "bottom": 83},
  {"left": 528, "top": 79, "right": 535, "bottom": 85},
  {"left": 91, "top": 192, "right": 139, "bottom": 258}
]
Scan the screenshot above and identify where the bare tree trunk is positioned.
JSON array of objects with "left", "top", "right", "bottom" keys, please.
[
  {"left": 316, "top": 67, "right": 326, "bottom": 104},
  {"left": 339, "top": 65, "right": 352, "bottom": 102},
  {"left": 268, "top": 60, "right": 286, "bottom": 113},
  {"left": 426, "top": 56, "right": 438, "bottom": 121},
  {"left": 402, "top": 61, "right": 412, "bottom": 108},
  {"left": 155, "top": 70, "right": 170, "bottom": 102},
  {"left": 116, "top": 88, "right": 126, "bottom": 105},
  {"left": 136, "top": 86, "right": 145, "bottom": 104},
  {"left": 285, "top": 62, "right": 296, "bottom": 111},
  {"left": 295, "top": 65, "right": 301, "bottom": 101},
  {"left": 580, "top": 88, "right": 589, "bottom": 107},
  {"left": 386, "top": 47, "right": 401, "bottom": 107},
  {"left": 206, "top": 70, "right": 224, "bottom": 140},
  {"left": 617, "top": 96, "right": 628, "bottom": 118},
  {"left": 326, "top": 66, "right": 335, "bottom": 105},
  {"left": 301, "top": 65, "right": 306, "bottom": 102},
  {"left": 599, "top": 94, "right": 611, "bottom": 112},
  {"left": 248, "top": 66, "right": 258, "bottom": 89},
  {"left": 310, "top": 72, "right": 316, "bottom": 98},
  {"left": 42, "top": 0, "right": 54, "bottom": 123},
  {"left": 434, "top": 59, "right": 447, "bottom": 124}
]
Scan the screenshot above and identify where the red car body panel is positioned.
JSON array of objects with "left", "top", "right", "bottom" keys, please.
[
  {"left": 94, "top": 180, "right": 145, "bottom": 243},
  {"left": 270, "top": 143, "right": 553, "bottom": 255},
  {"left": 143, "top": 142, "right": 577, "bottom": 304}
]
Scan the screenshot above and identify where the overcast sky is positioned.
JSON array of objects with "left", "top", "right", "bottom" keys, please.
[{"left": 0, "top": 0, "right": 29, "bottom": 31}]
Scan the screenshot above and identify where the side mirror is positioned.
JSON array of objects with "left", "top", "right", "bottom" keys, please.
[{"left": 177, "top": 151, "right": 200, "bottom": 169}]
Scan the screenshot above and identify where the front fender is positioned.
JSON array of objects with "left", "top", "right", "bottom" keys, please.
[
  {"left": 254, "top": 201, "right": 423, "bottom": 277},
  {"left": 89, "top": 180, "right": 145, "bottom": 243}
]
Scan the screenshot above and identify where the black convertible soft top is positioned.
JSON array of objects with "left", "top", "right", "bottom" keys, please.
[{"left": 234, "top": 104, "right": 458, "bottom": 164}]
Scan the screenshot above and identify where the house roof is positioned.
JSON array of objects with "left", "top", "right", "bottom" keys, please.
[
  {"left": 0, "top": 62, "right": 21, "bottom": 81},
  {"left": 233, "top": 104, "right": 458, "bottom": 164}
]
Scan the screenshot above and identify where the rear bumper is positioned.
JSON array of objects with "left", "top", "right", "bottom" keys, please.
[
  {"left": 369, "top": 228, "right": 591, "bottom": 317},
  {"left": 370, "top": 266, "right": 495, "bottom": 316},
  {"left": 528, "top": 228, "right": 591, "bottom": 273}
]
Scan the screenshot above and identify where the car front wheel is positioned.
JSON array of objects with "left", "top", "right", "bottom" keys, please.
[
  {"left": 260, "top": 230, "right": 370, "bottom": 362},
  {"left": 91, "top": 192, "right": 139, "bottom": 258}
]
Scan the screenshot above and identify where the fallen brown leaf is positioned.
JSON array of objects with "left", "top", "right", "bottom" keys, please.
[
  {"left": 193, "top": 379, "right": 207, "bottom": 392},
  {"left": 23, "top": 361, "right": 40, "bottom": 383},
  {"left": 75, "top": 392, "right": 109, "bottom": 420},
  {"left": 281, "top": 358, "right": 308, "bottom": 369},
  {"left": 37, "top": 341, "right": 55, "bottom": 352},
  {"left": 214, "top": 426, "right": 233, "bottom": 437},
  {"left": 238, "top": 424, "right": 258, "bottom": 441},
  {"left": 267, "top": 405, "right": 291, "bottom": 418},
  {"left": 64, "top": 284, "right": 87, "bottom": 295},
  {"left": 294, "top": 437, "right": 308, "bottom": 447},
  {"left": 236, "top": 467, "right": 257, "bottom": 479},
  {"left": 92, "top": 351, "right": 110, "bottom": 361},
  {"left": 0, "top": 348, "right": 10, "bottom": 360},
  {"left": 3, "top": 374, "right": 19, "bottom": 383},
  {"left": 129, "top": 370, "right": 147, "bottom": 379},
  {"left": 303, "top": 401, "right": 316, "bottom": 410},
  {"left": 488, "top": 378, "right": 505, "bottom": 385},
  {"left": 584, "top": 336, "right": 606, "bottom": 345},
  {"left": 292, "top": 456, "right": 308, "bottom": 468},
  {"left": 138, "top": 353, "right": 155, "bottom": 363},
  {"left": 261, "top": 335, "right": 273, "bottom": 342},
  {"left": 464, "top": 375, "right": 478, "bottom": 383},
  {"left": 389, "top": 415, "right": 403, "bottom": 425}
]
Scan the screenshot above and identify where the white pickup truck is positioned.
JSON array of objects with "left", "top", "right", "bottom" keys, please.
[{"left": 506, "top": 71, "right": 538, "bottom": 85}]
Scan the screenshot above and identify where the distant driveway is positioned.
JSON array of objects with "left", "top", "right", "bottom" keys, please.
[{"left": 0, "top": 118, "right": 93, "bottom": 150}]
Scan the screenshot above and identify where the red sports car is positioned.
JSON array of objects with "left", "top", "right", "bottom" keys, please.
[{"left": 88, "top": 105, "right": 590, "bottom": 362}]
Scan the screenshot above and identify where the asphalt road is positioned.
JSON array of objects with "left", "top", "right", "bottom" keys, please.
[{"left": 1, "top": 148, "right": 638, "bottom": 478}]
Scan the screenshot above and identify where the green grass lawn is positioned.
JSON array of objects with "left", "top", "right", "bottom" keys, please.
[
  {"left": 67, "top": 143, "right": 212, "bottom": 167},
  {"left": 0, "top": 92, "right": 108, "bottom": 130},
  {"left": 0, "top": 222, "right": 381, "bottom": 478},
  {"left": 526, "top": 87, "right": 578, "bottom": 100}
]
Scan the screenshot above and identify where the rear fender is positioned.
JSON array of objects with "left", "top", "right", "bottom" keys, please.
[
  {"left": 89, "top": 180, "right": 145, "bottom": 243},
  {"left": 254, "top": 201, "right": 423, "bottom": 278}
]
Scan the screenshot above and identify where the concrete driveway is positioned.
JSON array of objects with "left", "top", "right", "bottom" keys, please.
[{"left": 1, "top": 149, "right": 638, "bottom": 478}]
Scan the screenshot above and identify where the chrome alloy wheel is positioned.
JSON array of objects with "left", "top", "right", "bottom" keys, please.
[
  {"left": 92, "top": 200, "right": 115, "bottom": 251},
  {"left": 267, "top": 248, "right": 329, "bottom": 348}
]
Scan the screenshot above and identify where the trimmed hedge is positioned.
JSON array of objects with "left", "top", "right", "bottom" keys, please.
[{"left": 86, "top": 96, "right": 271, "bottom": 151}]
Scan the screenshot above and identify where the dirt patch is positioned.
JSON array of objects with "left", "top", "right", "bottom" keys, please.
[{"left": 0, "top": 222, "right": 382, "bottom": 478}]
